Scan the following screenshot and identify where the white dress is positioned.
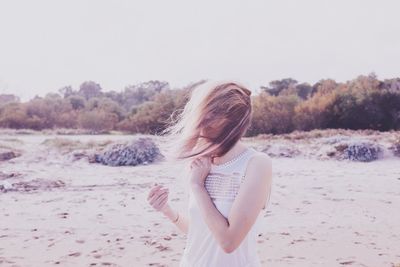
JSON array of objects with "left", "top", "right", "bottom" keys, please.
[{"left": 179, "top": 147, "right": 263, "bottom": 267}]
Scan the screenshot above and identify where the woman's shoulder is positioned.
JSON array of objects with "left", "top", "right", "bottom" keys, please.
[
  {"left": 247, "top": 147, "right": 271, "bottom": 161},
  {"left": 241, "top": 147, "right": 272, "bottom": 177}
]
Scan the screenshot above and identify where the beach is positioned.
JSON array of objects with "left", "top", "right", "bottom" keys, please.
[{"left": 0, "top": 132, "right": 399, "bottom": 267}]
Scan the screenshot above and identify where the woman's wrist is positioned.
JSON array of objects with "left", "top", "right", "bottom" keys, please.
[
  {"left": 190, "top": 182, "right": 205, "bottom": 192},
  {"left": 190, "top": 174, "right": 205, "bottom": 187},
  {"left": 161, "top": 204, "right": 179, "bottom": 223}
]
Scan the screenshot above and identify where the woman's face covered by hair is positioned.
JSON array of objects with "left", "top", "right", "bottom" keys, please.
[
  {"left": 193, "top": 83, "right": 252, "bottom": 158},
  {"left": 161, "top": 81, "right": 252, "bottom": 161}
]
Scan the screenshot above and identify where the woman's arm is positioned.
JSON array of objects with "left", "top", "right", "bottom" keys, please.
[
  {"left": 190, "top": 153, "right": 272, "bottom": 253},
  {"left": 161, "top": 204, "right": 189, "bottom": 235},
  {"left": 147, "top": 184, "right": 189, "bottom": 235}
]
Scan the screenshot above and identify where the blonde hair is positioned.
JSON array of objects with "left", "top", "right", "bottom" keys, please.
[{"left": 160, "top": 81, "right": 252, "bottom": 165}]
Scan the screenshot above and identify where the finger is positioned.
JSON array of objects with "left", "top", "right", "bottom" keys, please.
[
  {"left": 197, "top": 158, "right": 205, "bottom": 167},
  {"left": 157, "top": 194, "right": 168, "bottom": 206},
  {"left": 150, "top": 190, "right": 168, "bottom": 205},
  {"left": 148, "top": 186, "right": 161, "bottom": 201},
  {"left": 202, "top": 156, "right": 211, "bottom": 163},
  {"left": 149, "top": 184, "right": 162, "bottom": 195},
  {"left": 155, "top": 189, "right": 169, "bottom": 202},
  {"left": 147, "top": 185, "right": 162, "bottom": 200},
  {"left": 150, "top": 192, "right": 168, "bottom": 207},
  {"left": 151, "top": 188, "right": 168, "bottom": 201},
  {"left": 200, "top": 157, "right": 208, "bottom": 164},
  {"left": 156, "top": 193, "right": 168, "bottom": 207},
  {"left": 154, "top": 194, "right": 168, "bottom": 209},
  {"left": 201, "top": 157, "right": 211, "bottom": 166},
  {"left": 157, "top": 188, "right": 169, "bottom": 197},
  {"left": 155, "top": 198, "right": 168, "bottom": 211},
  {"left": 192, "top": 159, "right": 200, "bottom": 167}
]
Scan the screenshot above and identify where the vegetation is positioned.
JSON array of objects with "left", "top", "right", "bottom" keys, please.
[{"left": 1, "top": 74, "right": 399, "bottom": 136}]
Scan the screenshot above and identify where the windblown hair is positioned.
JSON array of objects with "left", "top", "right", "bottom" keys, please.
[{"left": 161, "top": 81, "right": 252, "bottom": 164}]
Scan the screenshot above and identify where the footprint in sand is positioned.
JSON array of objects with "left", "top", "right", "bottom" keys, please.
[
  {"left": 148, "top": 263, "right": 167, "bottom": 267},
  {"left": 68, "top": 252, "right": 81, "bottom": 257},
  {"left": 144, "top": 239, "right": 157, "bottom": 246},
  {"left": 101, "top": 263, "right": 116, "bottom": 266},
  {"left": 288, "top": 237, "right": 306, "bottom": 245},
  {"left": 137, "top": 182, "right": 153, "bottom": 189},
  {"left": 339, "top": 261, "right": 355, "bottom": 265},
  {"left": 58, "top": 212, "right": 69, "bottom": 219},
  {"left": 155, "top": 244, "right": 170, "bottom": 252},
  {"left": 282, "top": 255, "right": 294, "bottom": 259}
]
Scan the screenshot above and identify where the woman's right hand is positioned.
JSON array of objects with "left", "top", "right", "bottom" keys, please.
[{"left": 147, "top": 184, "right": 170, "bottom": 213}]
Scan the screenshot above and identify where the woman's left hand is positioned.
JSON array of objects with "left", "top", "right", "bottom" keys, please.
[{"left": 189, "top": 156, "right": 212, "bottom": 187}]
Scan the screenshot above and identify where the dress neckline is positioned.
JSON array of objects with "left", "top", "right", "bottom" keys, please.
[{"left": 211, "top": 147, "right": 251, "bottom": 168}]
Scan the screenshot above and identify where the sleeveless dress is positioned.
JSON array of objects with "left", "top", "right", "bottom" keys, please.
[{"left": 179, "top": 146, "right": 263, "bottom": 267}]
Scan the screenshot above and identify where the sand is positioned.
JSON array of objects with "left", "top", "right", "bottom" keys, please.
[{"left": 0, "top": 133, "right": 399, "bottom": 267}]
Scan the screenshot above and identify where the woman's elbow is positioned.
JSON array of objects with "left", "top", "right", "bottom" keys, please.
[
  {"left": 221, "top": 240, "right": 238, "bottom": 254},
  {"left": 223, "top": 246, "right": 235, "bottom": 254}
]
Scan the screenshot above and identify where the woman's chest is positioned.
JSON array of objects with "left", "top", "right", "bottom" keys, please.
[
  {"left": 204, "top": 171, "right": 245, "bottom": 202},
  {"left": 188, "top": 171, "right": 245, "bottom": 220}
]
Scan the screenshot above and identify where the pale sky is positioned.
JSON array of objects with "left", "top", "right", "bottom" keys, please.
[{"left": 0, "top": 0, "right": 399, "bottom": 101}]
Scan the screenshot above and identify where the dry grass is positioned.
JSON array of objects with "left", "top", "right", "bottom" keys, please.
[
  {"left": 0, "top": 128, "right": 127, "bottom": 136},
  {"left": 0, "top": 138, "right": 24, "bottom": 150},
  {"left": 252, "top": 128, "right": 398, "bottom": 142},
  {"left": 247, "top": 128, "right": 400, "bottom": 160},
  {"left": 0, "top": 143, "right": 13, "bottom": 150},
  {"left": 40, "top": 138, "right": 113, "bottom": 153}
]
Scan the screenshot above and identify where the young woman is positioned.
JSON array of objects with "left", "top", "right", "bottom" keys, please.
[{"left": 147, "top": 82, "right": 272, "bottom": 266}]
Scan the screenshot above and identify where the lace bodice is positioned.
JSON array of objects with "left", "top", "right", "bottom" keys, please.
[{"left": 204, "top": 147, "right": 255, "bottom": 202}]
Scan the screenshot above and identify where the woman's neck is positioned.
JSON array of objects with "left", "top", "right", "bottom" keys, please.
[{"left": 211, "top": 141, "right": 247, "bottom": 165}]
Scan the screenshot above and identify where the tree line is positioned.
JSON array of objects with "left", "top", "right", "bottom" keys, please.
[{"left": 0, "top": 74, "right": 399, "bottom": 136}]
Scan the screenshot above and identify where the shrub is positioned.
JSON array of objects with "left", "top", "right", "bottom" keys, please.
[
  {"left": 335, "top": 140, "right": 383, "bottom": 162},
  {"left": 293, "top": 92, "right": 335, "bottom": 131},
  {"left": 0, "top": 150, "right": 20, "bottom": 161},
  {"left": 389, "top": 137, "right": 400, "bottom": 157},
  {"left": 68, "top": 95, "right": 86, "bottom": 110},
  {"left": 94, "top": 137, "right": 163, "bottom": 166},
  {"left": 117, "top": 89, "right": 189, "bottom": 134},
  {"left": 78, "top": 109, "right": 119, "bottom": 132},
  {"left": 248, "top": 93, "right": 301, "bottom": 136},
  {"left": 0, "top": 103, "right": 30, "bottom": 129},
  {"left": 323, "top": 89, "right": 400, "bottom": 131}
]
